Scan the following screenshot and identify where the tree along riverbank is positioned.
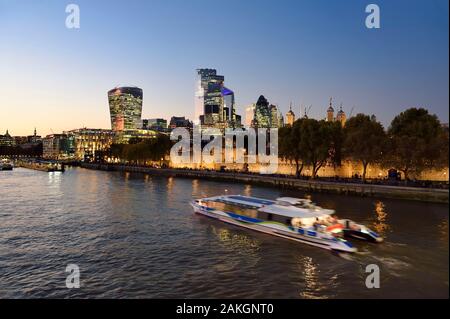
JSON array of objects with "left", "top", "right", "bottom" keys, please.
[{"left": 79, "top": 163, "right": 449, "bottom": 204}]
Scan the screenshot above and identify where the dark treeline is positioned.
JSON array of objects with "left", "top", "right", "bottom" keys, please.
[
  {"left": 110, "top": 134, "right": 172, "bottom": 166},
  {"left": 0, "top": 143, "right": 43, "bottom": 157},
  {"left": 279, "top": 108, "right": 449, "bottom": 181}
]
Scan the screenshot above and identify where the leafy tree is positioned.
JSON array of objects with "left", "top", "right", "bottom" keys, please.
[
  {"left": 146, "top": 134, "right": 172, "bottom": 164},
  {"left": 279, "top": 119, "right": 341, "bottom": 178},
  {"left": 343, "top": 114, "right": 387, "bottom": 182},
  {"left": 279, "top": 121, "right": 304, "bottom": 177},
  {"left": 386, "top": 108, "right": 446, "bottom": 180},
  {"left": 299, "top": 119, "right": 336, "bottom": 178},
  {"left": 328, "top": 120, "right": 344, "bottom": 168},
  {"left": 436, "top": 128, "right": 450, "bottom": 169},
  {"left": 110, "top": 134, "right": 173, "bottom": 166}
]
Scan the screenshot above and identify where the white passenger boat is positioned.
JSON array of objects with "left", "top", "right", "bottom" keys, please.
[{"left": 191, "top": 195, "right": 383, "bottom": 253}]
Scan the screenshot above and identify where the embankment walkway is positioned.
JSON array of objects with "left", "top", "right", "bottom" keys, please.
[{"left": 80, "top": 163, "right": 449, "bottom": 204}]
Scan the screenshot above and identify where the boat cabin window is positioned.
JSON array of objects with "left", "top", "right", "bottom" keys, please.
[
  {"left": 257, "top": 212, "right": 293, "bottom": 225},
  {"left": 294, "top": 201, "right": 318, "bottom": 210},
  {"left": 202, "top": 201, "right": 259, "bottom": 219}
]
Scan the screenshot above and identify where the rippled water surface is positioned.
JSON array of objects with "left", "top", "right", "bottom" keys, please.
[{"left": 0, "top": 167, "right": 448, "bottom": 298}]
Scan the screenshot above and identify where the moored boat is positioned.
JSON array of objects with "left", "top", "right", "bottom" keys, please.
[
  {"left": 191, "top": 195, "right": 383, "bottom": 253},
  {"left": 0, "top": 159, "right": 14, "bottom": 171},
  {"left": 16, "top": 160, "right": 65, "bottom": 172}
]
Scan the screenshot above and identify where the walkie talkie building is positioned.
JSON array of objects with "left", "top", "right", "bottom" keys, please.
[{"left": 108, "top": 87, "right": 143, "bottom": 131}]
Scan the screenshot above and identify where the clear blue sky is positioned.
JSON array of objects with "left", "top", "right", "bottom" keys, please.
[{"left": 0, "top": 0, "right": 448, "bottom": 135}]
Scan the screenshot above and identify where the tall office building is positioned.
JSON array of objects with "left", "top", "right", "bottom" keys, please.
[
  {"left": 253, "top": 95, "right": 271, "bottom": 128},
  {"left": 222, "top": 87, "right": 237, "bottom": 125},
  {"left": 195, "top": 69, "right": 223, "bottom": 126},
  {"left": 269, "top": 104, "right": 284, "bottom": 128},
  {"left": 108, "top": 87, "right": 143, "bottom": 131},
  {"left": 245, "top": 104, "right": 256, "bottom": 127},
  {"left": 195, "top": 68, "right": 239, "bottom": 128}
]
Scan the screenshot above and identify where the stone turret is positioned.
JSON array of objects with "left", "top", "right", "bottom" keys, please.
[
  {"left": 327, "top": 97, "right": 334, "bottom": 122},
  {"left": 285, "top": 103, "right": 296, "bottom": 126},
  {"left": 336, "top": 104, "right": 347, "bottom": 127}
]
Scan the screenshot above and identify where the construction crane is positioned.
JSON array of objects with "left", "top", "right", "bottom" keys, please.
[
  {"left": 349, "top": 106, "right": 355, "bottom": 118},
  {"left": 306, "top": 105, "right": 312, "bottom": 117}
]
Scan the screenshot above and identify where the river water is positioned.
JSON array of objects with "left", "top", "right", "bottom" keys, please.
[{"left": 0, "top": 167, "right": 448, "bottom": 298}]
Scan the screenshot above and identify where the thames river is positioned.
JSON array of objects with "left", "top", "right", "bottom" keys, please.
[{"left": 0, "top": 167, "right": 448, "bottom": 298}]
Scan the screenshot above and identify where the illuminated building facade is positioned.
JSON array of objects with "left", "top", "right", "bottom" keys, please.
[
  {"left": 114, "top": 129, "right": 159, "bottom": 144},
  {"left": 142, "top": 118, "right": 168, "bottom": 131},
  {"left": 42, "top": 134, "right": 74, "bottom": 159},
  {"left": 108, "top": 87, "right": 143, "bottom": 131},
  {"left": 66, "top": 128, "right": 115, "bottom": 161}
]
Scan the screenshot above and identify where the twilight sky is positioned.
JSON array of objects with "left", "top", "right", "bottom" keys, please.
[{"left": 0, "top": 0, "right": 448, "bottom": 136}]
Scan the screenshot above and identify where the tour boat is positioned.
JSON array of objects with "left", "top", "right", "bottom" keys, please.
[{"left": 191, "top": 195, "right": 383, "bottom": 253}]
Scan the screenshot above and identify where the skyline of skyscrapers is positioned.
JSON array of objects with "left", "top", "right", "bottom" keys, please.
[
  {"left": 3, "top": 71, "right": 352, "bottom": 146},
  {"left": 195, "top": 69, "right": 241, "bottom": 128}
]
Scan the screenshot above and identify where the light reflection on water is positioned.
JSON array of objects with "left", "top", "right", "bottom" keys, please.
[
  {"left": 373, "top": 201, "right": 390, "bottom": 236},
  {"left": 211, "top": 227, "right": 261, "bottom": 273},
  {"left": 297, "top": 256, "right": 321, "bottom": 299},
  {"left": 438, "top": 220, "right": 448, "bottom": 243},
  {"left": 243, "top": 185, "right": 252, "bottom": 197},
  {"left": 0, "top": 167, "right": 448, "bottom": 298}
]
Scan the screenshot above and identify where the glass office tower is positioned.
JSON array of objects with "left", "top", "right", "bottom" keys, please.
[
  {"left": 195, "top": 69, "right": 225, "bottom": 126},
  {"left": 253, "top": 95, "right": 271, "bottom": 128},
  {"left": 108, "top": 87, "right": 143, "bottom": 131},
  {"left": 221, "top": 86, "right": 236, "bottom": 123}
]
